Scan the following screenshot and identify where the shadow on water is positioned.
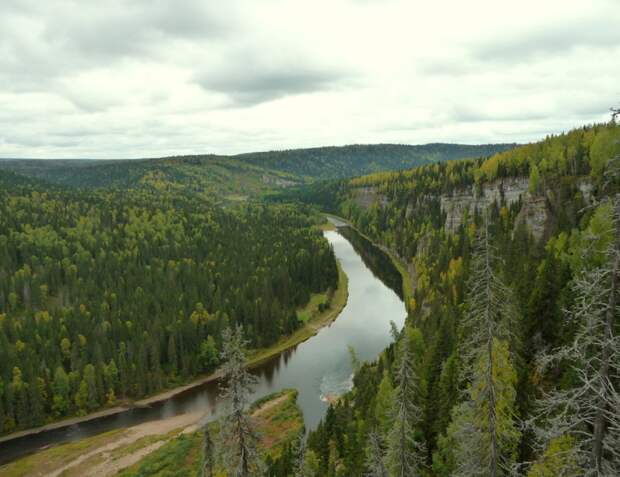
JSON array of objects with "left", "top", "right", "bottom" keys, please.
[
  {"left": 337, "top": 226, "right": 403, "bottom": 300},
  {"left": 0, "top": 228, "right": 407, "bottom": 466}
]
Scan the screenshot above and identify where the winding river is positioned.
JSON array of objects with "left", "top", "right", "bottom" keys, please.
[{"left": 0, "top": 225, "right": 407, "bottom": 465}]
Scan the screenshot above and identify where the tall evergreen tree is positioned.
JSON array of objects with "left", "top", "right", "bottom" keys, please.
[
  {"left": 449, "top": 222, "right": 521, "bottom": 476},
  {"left": 216, "top": 325, "right": 263, "bottom": 477},
  {"left": 386, "top": 329, "right": 425, "bottom": 477}
]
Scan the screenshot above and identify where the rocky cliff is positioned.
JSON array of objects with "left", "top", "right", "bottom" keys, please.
[
  {"left": 351, "top": 186, "right": 388, "bottom": 209},
  {"left": 351, "top": 177, "right": 593, "bottom": 241},
  {"left": 441, "top": 177, "right": 530, "bottom": 233}
]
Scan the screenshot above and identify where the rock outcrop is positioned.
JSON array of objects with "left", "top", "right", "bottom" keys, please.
[
  {"left": 351, "top": 186, "right": 388, "bottom": 209},
  {"left": 441, "top": 177, "right": 530, "bottom": 233},
  {"left": 350, "top": 176, "right": 594, "bottom": 242}
]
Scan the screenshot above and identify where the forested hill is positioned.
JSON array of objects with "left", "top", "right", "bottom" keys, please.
[
  {"left": 0, "top": 173, "right": 338, "bottom": 436},
  {"left": 0, "top": 143, "right": 515, "bottom": 198},
  {"left": 300, "top": 121, "right": 620, "bottom": 476},
  {"left": 233, "top": 143, "right": 516, "bottom": 179}
]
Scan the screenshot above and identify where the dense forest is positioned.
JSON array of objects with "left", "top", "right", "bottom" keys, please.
[
  {"left": 0, "top": 143, "right": 514, "bottom": 199},
  {"left": 0, "top": 172, "right": 338, "bottom": 435},
  {"left": 235, "top": 143, "right": 516, "bottom": 180},
  {"left": 300, "top": 122, "right": 620, "bottom": 475}
]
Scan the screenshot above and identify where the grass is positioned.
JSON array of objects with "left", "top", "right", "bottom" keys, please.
[
  {"left": 296, "top": 292, "right": 328, "bottom": 323},
  {"left": 385, "top": 248, "right": 415, "bottom": 303},
  {"left": 247, "top": 260, "right": 348, "bottom": 367},
  {"left": 317, "top": 220, "right": 337, "bottom": 231},
  {"left": 0, "top": 428, "right": 127, "bottom": 477},
  {"left": 118, "top": 390, "right": 303, "bottom": 477},
  {"left": 117, "top": 433, "right": 202, "bottom": 477}
]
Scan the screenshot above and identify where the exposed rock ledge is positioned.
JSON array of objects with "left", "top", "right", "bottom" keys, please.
[
  {"left": 441, "top": 177, "right": 530, "bottom": 234},
  {"left": 351, "top": 186, "right": 388, "bottom": 209},
  {"left": 441, "top": 177, "right": 592, "bottom": 240}
]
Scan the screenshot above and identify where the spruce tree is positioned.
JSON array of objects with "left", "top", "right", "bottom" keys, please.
[
  {"left": 386, "top": 328, "right": 425, "bottom": 476},
  {"left": 216, "top": 325, "right": 263, "bottom": 477},
  {"left": 447, "top": 221, "right": 521, "bottom": 476}
]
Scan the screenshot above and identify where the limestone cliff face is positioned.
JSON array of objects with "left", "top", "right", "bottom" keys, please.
[
  {"left": 350, "top": 177, "right": 593, "bottom": 242},
  {"left": 441, "top": 177, "right": 593, "bottom": 240},
  {"left": 351, "top": 186, "right": 388, "bottom": 209},
  {"left": 441, "top": 177, "right": 530, "bottom": 233}
]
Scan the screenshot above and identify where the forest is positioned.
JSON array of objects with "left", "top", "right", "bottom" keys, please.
[
  {"left": 0, "top": 172, "right": 338, "bottom": 435},
  {"left": 0, "top": 143, "right": 514, "bottom": 197},
  {"left": 298, "top": 121, "right": 620, "bottom": 476},
  {"left": 1, "top": 121, "right": 619, "bottom": 476}
]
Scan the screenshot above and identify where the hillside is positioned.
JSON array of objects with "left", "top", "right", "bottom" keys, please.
[
  {"left": 300, "top": 122, "right": 620, "bottom": 475},
  {"left": 234, "top": 143, "right": 516, "bottom": 180},
  {"left": 0, "top": 143, "right": 515, "bottom": 200}
]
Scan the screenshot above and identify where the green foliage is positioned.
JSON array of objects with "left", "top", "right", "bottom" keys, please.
[
  {"left": 305, "top": 122, "right": 620, "bottom": 476},
  {"left": 0, "top": 175, "right": 338, "bottom": 434},
  {"left": 527, "top": 435, "right": 580, "bottom": 477}
]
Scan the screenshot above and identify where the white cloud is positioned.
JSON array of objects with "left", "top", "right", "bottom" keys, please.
[{"left": 0, "top": 0, "right": 618, "bottom": 158}]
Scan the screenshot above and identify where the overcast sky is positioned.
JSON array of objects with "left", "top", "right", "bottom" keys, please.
[{"left": 1, "top": 0, "right": 618, "bottom": 158}]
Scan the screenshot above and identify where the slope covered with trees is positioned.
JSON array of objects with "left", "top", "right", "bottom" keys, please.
[
  {"left": 0, "top": 173, "right": 338, "bottom": 435},
  {"left": 301, "top": 121, "right": 620, "bottom": 475},
  {"left": 235, "top": 143, "right": 516, "bottom": 180},
  {"left": 0, "top": 143, "right": 515, "bottom": 199}
]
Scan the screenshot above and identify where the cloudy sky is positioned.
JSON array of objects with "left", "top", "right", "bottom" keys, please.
[{"left": 1, "top": 0, "right": 618, "bottom": 158}]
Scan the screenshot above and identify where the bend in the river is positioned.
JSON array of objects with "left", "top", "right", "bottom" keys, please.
[{"left": 0, "top": 226, "right": 407, "bottom": 466}]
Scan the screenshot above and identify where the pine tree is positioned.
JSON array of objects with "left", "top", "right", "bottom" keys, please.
[
  {"left": 216, "top": 325, "right": 263, "bottom": 477},
  {"left": 386, "top": 329, "right": 425, "bottom": 477}
]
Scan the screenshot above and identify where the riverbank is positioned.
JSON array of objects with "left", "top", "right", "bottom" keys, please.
[
  {"left": 0, "top": 390, "right": 303, "bottom": 477},
  {"left": 325, "top": 213, "right": 415, "bottom": 304},
  {"left": 0, "top": 259, "right": 348, "bottom": 449}
]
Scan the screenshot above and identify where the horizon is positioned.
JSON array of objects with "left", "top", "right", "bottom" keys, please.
[{"left": 0, "top": 139, "right": 521, "bottom": 161}]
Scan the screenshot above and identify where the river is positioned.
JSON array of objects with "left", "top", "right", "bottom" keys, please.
[{"left": 0, "top": 226, "right": 407, "bottom": 465}]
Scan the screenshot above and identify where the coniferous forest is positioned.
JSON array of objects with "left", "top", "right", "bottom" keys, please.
[
  {"left": 2, "top": 1, "right": 619, "bottom": 475},
  {"left": 0, "top": 173, "right": 338, "bottom": 434},
  {"left": 1, "top": 120, "right": 619, "bottom": 477},
  {"left": 302, "top": 122, "right": 620, "bottom": 476}
]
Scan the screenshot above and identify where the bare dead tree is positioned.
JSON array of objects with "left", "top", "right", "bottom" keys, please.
[
  {"left": 533, "top": 189, "right": 620, "bottom": 476},
  {"left": 365, "top": 430, "right": 388, "bottom": 477}
]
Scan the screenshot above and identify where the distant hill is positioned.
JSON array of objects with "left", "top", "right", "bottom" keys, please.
[
  {"left": 234, "top": 143, "right": 517, "bottom": 179},
  {"left": 0, "top": 143, "right": 516, "bottom": 199}
]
